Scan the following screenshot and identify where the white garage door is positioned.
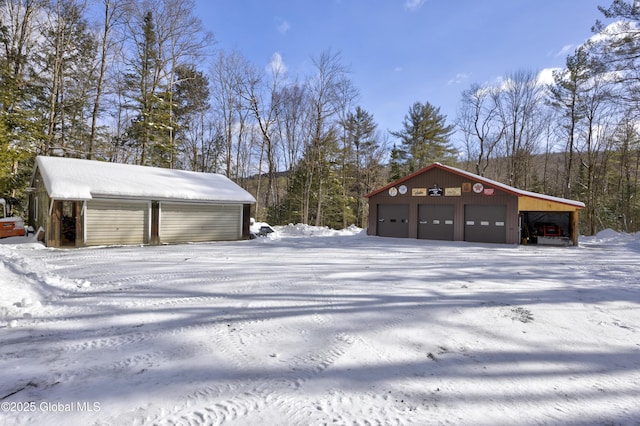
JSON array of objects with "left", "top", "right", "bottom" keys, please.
[
  {"left": 160, "top": 203, "right": 241, "bottom": 243},
  {"left": 85, "top": 200, "right": 149, "bottom": 246}
]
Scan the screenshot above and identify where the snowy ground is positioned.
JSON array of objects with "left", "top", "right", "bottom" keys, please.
[{"left": 0, "top": 226, "right": 639, "bottom": 425}]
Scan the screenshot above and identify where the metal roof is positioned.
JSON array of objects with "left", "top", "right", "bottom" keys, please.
[{"left": 366, "top": 162, "right": 585, "bottom": 209}]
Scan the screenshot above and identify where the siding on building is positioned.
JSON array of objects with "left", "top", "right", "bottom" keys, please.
[
  {"left": 366, "top": 163, "right": 584, "bottom": 245},
  {"left": 85, "top": 200, "right": 150, "bottom": 246},
  {"left": 159, "top": 203, "right": 242, "bottom": 243},
  {"left": 367, "top": 166, "right": 520, "bottom": 243},
  {"left": 28, "top": 156, "right": 255, "bottom": 248}
]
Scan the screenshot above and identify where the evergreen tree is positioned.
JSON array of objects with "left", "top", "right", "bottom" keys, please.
[
  {"left": 390, "top": 101, "right": 455, "bottom": 174},
  {"left": 0, "top": 0, "right": 45, "bottom": 211},
  {"left": 39, "top": 0, "right": 99, "bottom": 157},
  {"left": 283, "top": 50, "right": 354, "bottom": 226},
  {"left": 388, "top": 143, "right": 406, "bottom": 181},
  {"left": 173, "top": 64, "right": 210, "bottom": 170},
  {"left": 549, "top": 46, "right": 604, "bottom": 198},
  {"left": 340, "top": 106, "right": 380, "bottom": 227},
  {"left": 124, "top": 11, "right": 171, "bottom": 167}
]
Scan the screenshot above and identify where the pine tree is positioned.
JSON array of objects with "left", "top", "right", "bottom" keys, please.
[
  {"left": 0, "top": 0, "right": 45, "bottom": 210},
  {"left": 340, "top": 106, "right": 381, "bottom": 227},
  {"left": 39, "top": 0, "right": 99, "bottom": 157},
  {"left": 124, "top": 11, "right": 171, "bottom": 167},
  {"left": 549, "top": 46, "right": 604, "bottom": 198},
  {"left": 388, "top": 144, "right": 406, "bottom": 181},
  {"left": 390, "top": 101, "right": 455, "bottom": 173},
  {"left": 173, "top": 64, "right": 210, "bottom": 170}
]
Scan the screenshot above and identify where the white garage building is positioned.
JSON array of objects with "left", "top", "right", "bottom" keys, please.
[{"left": 29, "top": 156, "right": 256, "bottom": 248}]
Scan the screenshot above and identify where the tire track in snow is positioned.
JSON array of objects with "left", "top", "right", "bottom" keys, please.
[
  {"left": 149, "top": 331, "right": 358, "bottom": 426},
  {"left": 322, "top": 390, "right": 419, "bottom": 426},
  {"left": 125, "top": 294, "right": 227, "bottom": 310},
  {"left": 258, "top": 278, "right": 358, "bottom": 424},
  {"left": 59, "top": 347, "right": 191, "bottom": 388},
  {"left": 146, "top": 276, "right": 359, "bottom": 425},
  {"left": 148, "top": 385, "right": 265, "bottom": 426},
  {"left": 8, "top": 244, "right": 428, "bottom": 425}
]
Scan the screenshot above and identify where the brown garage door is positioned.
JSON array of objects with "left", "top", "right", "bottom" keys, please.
[
  {"left": 418, "top": 204, "right": 454, "bottom": 241},
  {"left": 464, "top": 204, "right": 506, "bottom": 244},
  {"left": 377, "top": 204, "right": 409, "bottom": 238}
]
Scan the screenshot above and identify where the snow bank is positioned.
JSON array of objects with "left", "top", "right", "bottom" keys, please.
[
  {"left": 274, "top": 223, "right": 363, "bottom": 238},
  {"left": 250, "top": 221, "right": 364, "bottom": 240},
  {"left": 0, "top": 244, "right": 91, "bottom": 329},
  {"left": 0, "top": 249, "right": 44, "bottom": 328},
  {"left": 580, "top": 228, "right": 640, "bottom": 251}
]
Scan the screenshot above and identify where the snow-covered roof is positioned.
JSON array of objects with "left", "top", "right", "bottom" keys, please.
[
  {"left": 366, "top": 162, "right": 585, "bottom": 209},
  {"left": 34, "top": 156, "right": 256, "bottom": 204}
]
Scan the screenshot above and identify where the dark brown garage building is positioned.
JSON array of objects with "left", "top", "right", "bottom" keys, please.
[{"left": 366, "top": 163, "right": 585, "bottom": 245}]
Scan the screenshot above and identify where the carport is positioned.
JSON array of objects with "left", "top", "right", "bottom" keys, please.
[{"left": 518, "top": 195, "right": 582, "bottom": 246}]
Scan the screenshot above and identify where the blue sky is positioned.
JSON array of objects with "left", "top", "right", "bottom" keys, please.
[{"left": 193, "top": 0, "right": 607, "bottom": 140}]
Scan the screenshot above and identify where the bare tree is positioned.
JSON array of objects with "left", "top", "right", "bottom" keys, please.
[
  {"left": 611, "top": 114, "right": 640, "bottom": 232},
  {"left": 209, "top": 49, "right": 252, "bottom": 177},
  {"left": 153, "top": 0, "right": 213, "bottom": 168},
  {"left": 576, "top": 72, "right": 616, "bottom": 234},
  {"left": 275, "top": 81, "right": 307, "bottom": 177},
  {"left": 304, "top": 49, "right": 355, "bottom": 226},
  {"left": 88, "top": 0, "right": 124, "bottom": 160},
  {"left": 458, "top": 83, "right": 504, "bottom": 176},
  {"left": 236, "top": 54, "right": 286, "bottom": 219},
  {"left": 495, "top": 70, "right": 545, "bottom": 189}
]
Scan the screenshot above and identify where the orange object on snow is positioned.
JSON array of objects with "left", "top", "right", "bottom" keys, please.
[{"left": 0, "top": 198, "right": 26, "bottom": 238}]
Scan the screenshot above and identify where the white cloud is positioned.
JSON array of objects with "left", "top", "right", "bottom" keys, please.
[
  {"left": 447, "top": 72, "right": 471, "bottom": 85},
  {"left": 275, "top": 17, "right": 290, "bottom": 35},
  {"left": 404, "top": 0, "right": 425, "bottom": 11},
  {"left": 537, "top": 67, "right": 560, "bottom": 86},
  {"left": 267, "top": 52, "right": 287, "bottom": 75},
  {"left": 556, "top": 44, "right": 574, "bottom": 57},
  {"left": 491, "top": 70, "right": 559, "bottom": 95},
  {"left": 589, "top": 20, "right": 638, "bottom": 44}
]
